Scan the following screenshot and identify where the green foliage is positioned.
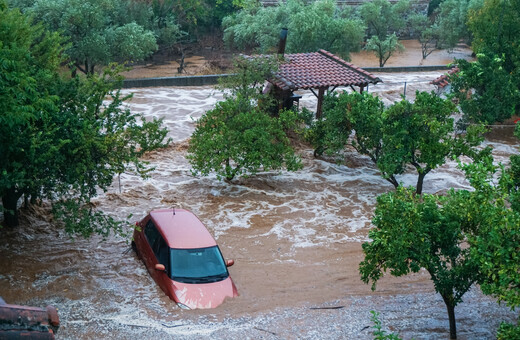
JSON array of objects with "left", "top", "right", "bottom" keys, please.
[
  {"left": 509, "top": 125, "right": 520, "bottom": 212},
  {"left": 468, "top": 0, "right": 520, "bottom": 70},
  {"left": 451, "top": 0, "right": 520, "bottom": 123},
  {"left": 433, "top": 0, "right": 483, "bottom": 50},
  {"left": 461, "top": 151, "right": 520, "bottom": 311},
  {"left": 187, "top": 97, "right": 302, "bottom": 181},
  {"left": 0, "top": 4, "right": 65, "bottom": 226},
  {"left": 359, "top": 143, "right": 520, "bottom": 339},
  {"left": 360, "top": 186, "right": 484, "bottom": 339},
  {"left": 358, "top": 0, "right": 409, "bottom": 67},
  {"left": 310, "top": 91, "right": 484, "bottom": 194},
  {"left": 496, "top": 321, "right": 520, "bottom": 340},
  {"left": 15, "top": 0, "right": 187, "bottom": 74},
  {"left": 358, "top": 0, "right": 410, "bottom": 39},
  {"left": 370, "top": 311, "right": 403, "bottom": 340},
  {"left": 0, "top": 3, "right": 170, "bottom": 233},
  {"left": 427, "top": 0, "right": 445, "bottom": 16},
  {"left": 364, "top": 34, "right": 404, "bottom": 67},
  {"left": 188, "top": 57, "right": 302, "bottom": 181},
  {"left": 222, "top": 0, "right": 365, "bottom": 59},
  {"left": 451, "top": 54, "right": 519, "bottom": 124},
  {"left": 408, "top": 13, "right": 441, "bottom": 59}
]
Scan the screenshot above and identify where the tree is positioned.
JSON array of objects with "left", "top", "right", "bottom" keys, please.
[
  {"left": 359, "top": 186, "right": 484, "bottom": 339},
  {"left": 222, "top": 0, "right": 365, "bottom": 60},
  {"left": 24, "top": 0, "right": 163, "bottom": 74},
  {"left": 408, "top": 13, "right": 441, "bottom": 59},
  {"left": 0, "top": 3, "right": 64, "bottom": 227},
  {"left": 364, "top": 33, "right": 404, "bottom": 67},
  {"left": 451, "top": 54, "right": 519, "bottom": 124},
  {"left": 432, "top": 0, "right": 481, "bottom": 50},
  {"left": 309, "top": 91, "right": 485, "bottom": 194},
  {"left": 0, "top": 3, "right": 170, "bottom": 233},
  {"left": 360, "top": 139, "right": 520, "bottom": 339},
  {"left": 464, "top": 130, "right": 520, "bottom": 338},
  {"left": 48, "top": 68, "right": 170, "bottom": 237},
  {"left": 187, "top": 57, "right": 302, "bottom": 181},
  {"left": 450, "top": 0, "right": 520, "bottom": 123},
  {"left": 358, "top": 0, "right": 409, "bottom": 67}
]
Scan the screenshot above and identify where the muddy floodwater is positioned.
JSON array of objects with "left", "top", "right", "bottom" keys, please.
[{"left": 1, "top": 72, "right": 518, "bottom": 339}]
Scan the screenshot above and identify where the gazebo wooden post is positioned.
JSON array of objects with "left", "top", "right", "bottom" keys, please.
[
  {"left": 316, "top": 87, "right": 326, "bottom": 119},
  {"left": 359, "top": 85, "right": 365, "bottom": 93}
]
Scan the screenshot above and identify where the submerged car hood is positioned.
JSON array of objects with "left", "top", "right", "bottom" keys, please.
[{"left": 172, "top": 277, "right": 238, "bottom": 309}]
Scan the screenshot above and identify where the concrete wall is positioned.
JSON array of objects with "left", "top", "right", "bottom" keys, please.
[{"left": 122, "top": 65, "right": 449, "bottom": 88}]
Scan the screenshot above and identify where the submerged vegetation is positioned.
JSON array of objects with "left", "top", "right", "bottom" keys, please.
[{"left": 1, "top": 0, "right": 519, "bottom": 338}]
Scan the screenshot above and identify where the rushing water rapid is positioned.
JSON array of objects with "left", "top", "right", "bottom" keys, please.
[{"left": 1, "top": 72, "right": 518, "bottom": 339}]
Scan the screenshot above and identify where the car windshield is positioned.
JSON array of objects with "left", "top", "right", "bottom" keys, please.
[{"left": 170, "top": 246, "right": 229, "bottom": 284}]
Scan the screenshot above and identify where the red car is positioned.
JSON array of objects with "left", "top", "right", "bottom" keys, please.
[{"left": 132, "top": 209, "right": 238, "bottom": 309}]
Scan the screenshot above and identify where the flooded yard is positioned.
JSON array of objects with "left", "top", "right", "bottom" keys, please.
[{"left": 0, "top": 72, "right": 518, "bottom": 339}]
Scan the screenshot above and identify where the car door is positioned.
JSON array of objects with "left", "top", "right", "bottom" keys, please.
[
  {"left": 151, "top": 235, "right": 172, "bottom": 297},
  {"left": 142, "top": 220, "right": 160, "bottom": 275}
]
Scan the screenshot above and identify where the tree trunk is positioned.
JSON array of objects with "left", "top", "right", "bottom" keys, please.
[
  {"left": 2, "top": 188, "right": 21, "bottom": 227},
  {"left": 442, "top": 296, "right": 457, "bottom": 339},
  {"left": 416, "top": 172, "right": 426, "bottom": 195}
]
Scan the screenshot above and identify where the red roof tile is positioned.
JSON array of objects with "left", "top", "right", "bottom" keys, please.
[
  {"left": 431, "top": 67, "right": 459, "bottom": 88},
  {"left": 245, "top": 50, "right": 381, "bottom": 91}
]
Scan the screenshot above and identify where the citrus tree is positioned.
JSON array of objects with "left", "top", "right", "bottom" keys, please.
[
  {"left": 310, "top": 91, "right": 485, "bottom": 194},
  {"left": 187, "top": 57, "right": 302, "bottom": 181}
]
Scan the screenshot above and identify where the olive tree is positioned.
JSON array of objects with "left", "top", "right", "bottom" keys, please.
[
  {"left": 21, "top": 0, "right": 177, "bottom": 74},
  {"left": 358, "top": 0, "right": 410, "bottom": 67},
  {"left": 361, "top": 143, "right": 520, "bottom": 339},
  {"left": 222, "top": 0, "right": 365, "bottom": 60}
]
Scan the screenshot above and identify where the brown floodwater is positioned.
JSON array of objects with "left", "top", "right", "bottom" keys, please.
[{"left": 0, "top": 72, "right": 518, "bottom": 339}]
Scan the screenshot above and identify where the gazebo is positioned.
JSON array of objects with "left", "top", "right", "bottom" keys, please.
[{"left": 268, "top": 49, "right": 382, "bottom": 118}]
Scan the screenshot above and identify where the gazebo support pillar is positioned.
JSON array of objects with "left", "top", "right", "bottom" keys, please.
[{"left": 316, "top": 87, "right": 326, "bottom": 119}]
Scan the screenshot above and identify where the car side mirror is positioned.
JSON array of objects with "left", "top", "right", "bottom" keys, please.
[
  {"left": 226, "top": 259, "right": 234, "bottom": 267},
  {"left": 155, "top": 264, "right": 166, "bottom": 272}
]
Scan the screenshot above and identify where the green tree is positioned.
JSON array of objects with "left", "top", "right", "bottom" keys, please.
[
  {"left": 358, "top": 0, "right": 409, "bottom": 67},
  {"left": 450, "top": 0, "right": 520, "bottom": 123},
  {"left": 359, "top": 186, "right": 484, "bottom": 339},
  {"left": 451, "top": 54, "right": 519, "bottom": 124},
  {"left": 433, "top": 0, "right": 482, "bottom": 50},
  {"left": 310, "top": 91, "right": 485, "bottom": 194},
  {"left": 25, "top": 0, "right": 161, "bottom": 74},
  {"left": 464, "top": 132, "right": 520, "bottom": 338},
  {"left": 222, "top": 0, "right": 365, "bottom": 60},
  {"left": 364, "top": 33, "right": 404, "bottom": 67},
  {"left": 48, "top": 68, "right": 170, "bottom": 237},
  {"left": 187, "top": 57, "right": 302, "bottom": 181},
  {"left": 0, "top": 2, "right": 170, "bottom": 232},
  {"left": 409, "top": 13, "right": 441, "bottom": 59},
  {"left": 0, "top": 3, "right": 64, "bottom": 227}
]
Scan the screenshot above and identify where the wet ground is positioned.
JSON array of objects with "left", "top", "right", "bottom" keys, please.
[
  {"left": 1, "top": 72, "right": 518, "bottom": 339},
  {"left": 121, "top": 39, "right": 474, "bottom": 79}
]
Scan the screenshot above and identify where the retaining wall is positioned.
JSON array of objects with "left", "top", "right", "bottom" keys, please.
[{"left": 122, "top": 65, "right": 450, "bottom": 89}]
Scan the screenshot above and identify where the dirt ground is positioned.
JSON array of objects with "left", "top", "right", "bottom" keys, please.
[{"left": 121, "top": 39, "right": 474, "bottom": 79}]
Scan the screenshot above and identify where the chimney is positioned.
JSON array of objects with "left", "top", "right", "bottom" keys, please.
[{"left": 278, "top": 28, "right": 288, "bottom": 56}]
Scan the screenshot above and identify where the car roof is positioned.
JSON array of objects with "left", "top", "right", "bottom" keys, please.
[{"left": 150, "top": 209, "right": 217, "bottom": 249}]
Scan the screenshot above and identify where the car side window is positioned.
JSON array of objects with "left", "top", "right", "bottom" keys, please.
[
  {"left": 153, "top": 236, "right": 170, "bottom": 276},
  {"left": 144, "top": 220, "right": 160, "bottom": 249}
]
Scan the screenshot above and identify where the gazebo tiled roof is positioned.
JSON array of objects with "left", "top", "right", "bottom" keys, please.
[
  {"left": 272, "top": 49, "right": 381, "bottom": 91},
  {"left": 431, "top": 67, "right": 459, "bottom": 88}
]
